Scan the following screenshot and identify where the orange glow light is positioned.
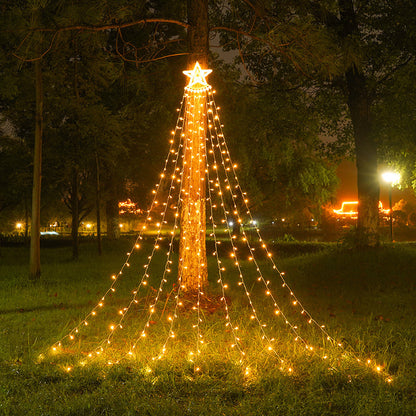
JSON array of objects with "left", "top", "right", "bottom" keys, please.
[{"left": 333, "top": 201, "right": 390, "bottom": 218}]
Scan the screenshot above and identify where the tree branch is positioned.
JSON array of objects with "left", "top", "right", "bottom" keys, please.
[
  {"left": 22, "top": 18, "right": 189, "bottom": 33},
  {"left": 13, "top": 18, "right": 189, "bottom": 62}
]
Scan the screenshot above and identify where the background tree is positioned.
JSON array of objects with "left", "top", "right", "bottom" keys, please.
[
  {"left": 214, "top": 66, "right": 338, "bottom": 224},
  {"left": 1, "top": 0, "right": 184, "bottom": 261},
  {"left": 0, "top": 1, "right": 48, "bottom": 278},
  {"left": 212, "top": 0, "right": 416, "bottom": 246},
  {"left": 0, "top": 135, "right": 32, "bottom": 237},
  {"left": 43, "top": 26, "right": 124, "bottom": 259}
]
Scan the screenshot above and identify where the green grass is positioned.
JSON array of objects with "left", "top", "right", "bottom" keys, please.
[{"left": 0, "top": 240, "right": 415, "bottom": 415}]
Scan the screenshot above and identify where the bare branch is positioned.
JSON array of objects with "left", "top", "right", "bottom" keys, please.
[
  {"left": 13, "top": 18, "right": 189, "bottom": 62},
  {"left": 23, "top": 18, "right": 189, "bottom": 33}
]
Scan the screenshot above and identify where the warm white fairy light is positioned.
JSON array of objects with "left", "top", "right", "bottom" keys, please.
[
  {"left": 207, "top": 94, "right": 334, "bottom": 349},
  {"left": 152, "top": 273, "right": 184, "bottom": 361},
  {"left": 205, "top": 90, "right": 389, "bottom": 377},
  {"left": 205, "top": 115, "right": 288, "bottom": 369},
  {"left": 177, "top": 79, "right": 210, "bottom": 366},
  {"left": 49, "top": 63, "right": 390, "bottom": 382},
  {"left": 205, "top": 99, "right": 312, "bottom": 354},
  {"left": 206, "top": 146, "right": 247, "bottom": 361},
  {"left": 195, "top": 98, "right": 204, "bottom": 362},
  {"left": 89, "top": 118, "right": 188, "bottom": 359},
  {"left": 129, "top": 121, "right": 192, "bottom": 359},
  {"left": 51, "top": 95, "right": 186, "bottom": 352}
]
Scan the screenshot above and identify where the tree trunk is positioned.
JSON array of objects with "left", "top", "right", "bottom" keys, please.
[
  {"left": 345, "top": 69, "right": 379, "bottom": 246},
  {"left": 29, "top": 60, "right": 43, "bottom": 281},
  {"left": 186, "top": 0, "right": 209, "bottom": 67},
  {"left": 24, "top": 196, "right": 29, "bottom": 240},
  {"left": 179, "top": 88, "right": 208, "bottom": 293},
  {"left": 178, "top": 0, "right": 209, "bottom": 293},
  {"left": 106, "top": 197, "right": 120, "bottom": 239},
  {"left": 71, "top": 168, "right": 79, "bottom": 260},
  {"left": 72, "top": 39, "right": 81, "bottom": 259},
  {"left": 95, "top": 152, "right": 102, "bottom": 255},
  {"left": 339, "top": 0, "right": 380, "bottom": 246}
]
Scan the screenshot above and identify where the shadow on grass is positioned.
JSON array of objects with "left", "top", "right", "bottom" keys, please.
[{"left": 0, "top": 296, "right": 151, "bottom": 316}]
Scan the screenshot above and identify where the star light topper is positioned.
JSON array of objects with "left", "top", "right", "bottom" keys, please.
[{"left": 183, "top": 61, "right": 212, "bottom": 92}]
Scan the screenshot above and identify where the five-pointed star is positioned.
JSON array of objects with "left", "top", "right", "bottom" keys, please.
[{"left": 183, "top": 62, "right": 212, "bottom": 91}]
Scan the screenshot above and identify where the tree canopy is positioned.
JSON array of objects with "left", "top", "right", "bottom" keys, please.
[{"left": 1, "top": 0, "right": 416, "bottom": 249}]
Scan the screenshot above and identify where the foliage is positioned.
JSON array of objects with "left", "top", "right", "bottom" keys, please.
[
  {"left": 374, "top": 60, "right": 416, "bottom": 191},
  {"left": 0, "top": 1, "right": 187, "bottom": 230},
  {"left": 0, "top": 135, "right": 32, "bottom": 219},
  {"left": 214, "top": 62, "right": 338, "bottom": 221},
  {"left": 2, "top": 0, "right": 416, "bottom": 243},
  {"left": 212, "top": 0, "right": 416, "bottom": 242}
]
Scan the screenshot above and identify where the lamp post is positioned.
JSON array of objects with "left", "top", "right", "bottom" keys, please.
[{"left": 381, "top": 171, "right": 400, "bottom": 242}]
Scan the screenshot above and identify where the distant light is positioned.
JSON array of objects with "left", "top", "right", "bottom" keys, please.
[
  {"left": 333, "top": 201, "right": 358, "bottom": 216},
  {"left": 333, "top": 201, "right": 389, "bottom": 217},
  {"left": 16, "top": 223, "right": 22, "bottom": 230},
  {"left": 228, "top": 221, "right": 234, "bottom": 227},
  {"left": 281, "top": 218, "right": 285, "bottom": 222},
  {"left": 119, "top": 224, "right": 124, "bottom": 228},
  {"left": 382, "top": 171, "right": 400, "bottom": 185},
  {"left": 86, "top": 223, "right": 92, "bottom": 229},
  {"left": 251, "top": 220, "right": 257, "bottom": 226}
]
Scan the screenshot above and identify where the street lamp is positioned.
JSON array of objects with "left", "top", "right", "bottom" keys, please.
[{"left": 381, "top": 171, "right": 400, "bottom": 242}]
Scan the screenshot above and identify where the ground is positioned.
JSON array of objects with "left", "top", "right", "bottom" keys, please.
[{"left": 0, "top": 240, "right": 415, "bottom": 415}]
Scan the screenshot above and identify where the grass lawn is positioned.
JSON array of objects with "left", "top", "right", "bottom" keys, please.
[{"left": 0, "top": 239, "right": 415, "bottom": 415}]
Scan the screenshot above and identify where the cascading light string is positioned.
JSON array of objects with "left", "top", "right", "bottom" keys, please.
[
  {"left": 206, "top": 90, "right": 392, "bottom": 380},
  {"left": 150, "top": 270, "right": 184, "bottom": 363},
  {"left": 205, "top": 135, "right": 246, "bottom": 363},
  {"left": 125, "top": 209, "right": 180, "bottom": 362},
  {"left": 206, "top": 99, "right": 315, "bottom": 352},
  {"left": 86, "top": 113, "right": 189, "bottom": 363},
  {"left": 207, "top": 90, "right": 335, "bottom": 342},
  {"left": 205, "top": 107, "right": 289, "bottom": 372},
  {"left": 205, "top": 99, "right": 342, "bottom": 375},
  {"left": 194, "top": 93, "right": 203, "bottom": 372},
  {"left": 51, "top": 62, "right": 392, "bottom": 383},
  {"left": 178, "top": 88, "right": 206, "bottom": 372},
  {"left": 207, "top": 95, "right": 338, "bottom": 353},
  {"left": 127, "top": 120, "right": 191, "bottom": 361},
  {"left": 144, "top": 101, "right": 195, "bottom": 365},
  {"left": 50, "top": 96, "right": 186, "bottom": 357}
]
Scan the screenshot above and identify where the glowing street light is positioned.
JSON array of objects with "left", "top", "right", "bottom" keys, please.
[
  {"left": 382, "top": 171, "right": 400, "bottom": 242},
  {"left": 381, "top": 171, "right": 400, "bottom": 186}
]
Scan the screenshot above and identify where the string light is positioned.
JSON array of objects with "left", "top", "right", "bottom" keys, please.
[
  {"left": 205, "top": 89, "right": 389, "bottom": 378},
  {"left": 51, "top": 91, "right": 187, "bottom": 354},
  {"left": 48, "top": 62, "right": 390, "bottom": 383}
]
